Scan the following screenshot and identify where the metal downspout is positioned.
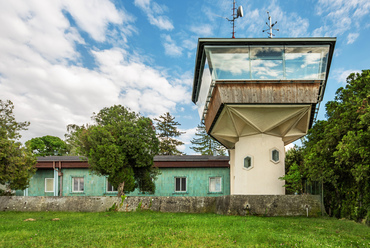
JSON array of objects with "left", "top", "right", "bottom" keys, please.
[
  {"left": 59, "top": 161, "right": 63, "bottom": 196},
  {"left": 52, "top": 161, "right": 59, "bottom": 196}
]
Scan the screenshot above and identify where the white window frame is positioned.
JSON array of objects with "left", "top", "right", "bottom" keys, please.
[
  {"left": 72, "top": 177, "right": 84, "bottom": 192},
  {"left": 106, "top": 179, "right": 117, "bottom": 193},
  {"left": 270, "top": 148, "right": 280, "bottom": 164},
  {"left": 45, "top": 178, "right": 54, "bottom": 192},
  {"left": 174, "top": 177, "right": 187, "bottom": 192},
  {"left": 243, "top": 155, "right": 254, "bottom": 171},
  {"left": 209, "top": 177, "right": 222, "bottom": 193}
]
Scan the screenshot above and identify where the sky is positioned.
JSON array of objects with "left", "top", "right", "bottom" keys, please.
[{"left": 0, "top": 0, "right": 369, "bottom": 155}]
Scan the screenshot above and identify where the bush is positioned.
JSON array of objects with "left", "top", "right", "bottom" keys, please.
[{"left": 0, "top": 188, "right": 14, "bottom": 196}]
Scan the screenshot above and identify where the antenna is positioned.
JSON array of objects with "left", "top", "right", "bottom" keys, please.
[
  {"left": 230, "top": 1, "right": 243, "bottom": 38},
  {"left": 212, "top": 1, "right": 243, "bottom": 38},
  {"left": 262, "top": 11, "right": 279, "bottom": 38}
]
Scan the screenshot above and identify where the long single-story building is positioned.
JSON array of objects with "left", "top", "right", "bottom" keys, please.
[{"left": 17, "top": 155, "right": 230, "bottom": 197}]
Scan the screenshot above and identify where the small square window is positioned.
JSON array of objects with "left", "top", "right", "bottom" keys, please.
[
  {"left": 45, "top": 178, "right": 54, "bottom": 192},
  {"left": 209, "top": 177, "right": 222, "bottom": 193},
  {"left": 72, "top": 177, "right": 84, "bottom": 192},
  {"left": 175, "top": 177, "right": 187, "bottom": 192}
]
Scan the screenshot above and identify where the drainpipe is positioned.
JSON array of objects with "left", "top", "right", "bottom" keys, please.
[
  {"left": 59, "top": 161, "right": 63, "bottom": 196},
  {"left": 52, "top": 161, "right": 59, "bottom": 196}
]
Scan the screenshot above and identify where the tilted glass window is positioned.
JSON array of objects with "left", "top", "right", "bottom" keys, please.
[{"left": 203, "top": 45, "right": 329, "bottom": 81}]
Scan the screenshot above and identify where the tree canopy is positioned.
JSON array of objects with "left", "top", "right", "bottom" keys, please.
[
  {"left": 0, "top": 100, "right": 36, "bottom": 190},
  {"left": 26, "top": 135, "right": 68, "bottom": 156},
  {"left": 70, "top": 105, "right": 159, "bottom": 196},
  {"left": 190, "top": 124, "right": 227, "bottom": 156},
  {"left": 283, "top": 70, "right": 370, "bottom": 221},
  {"left": 154, "top": 112, "right": 185, "bottom": 155}
]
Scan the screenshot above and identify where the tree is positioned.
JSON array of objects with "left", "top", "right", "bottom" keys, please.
[
  {"left": 64, "top": 123, "right": 92, "bottom": 156},
  {"left": 0, "top": 100, "right": 36, "bottom": 190},
  {"left": 26, "top": 135, "right": 69, "bottom": 156},
  {"left": 71, "top": 105, "right": 159, "bottom": 196},
  {"left": 279, "top": 145, "right": 305, "bottom": 194},
  {"left": 154, "top": 112, "right": 185, "bottom": 155},
  {"left": 286, "top": 70, "right": 370, "bottom": 221},
  {"left": 190, "top": 124, "right": 227, "bottom": 155}
]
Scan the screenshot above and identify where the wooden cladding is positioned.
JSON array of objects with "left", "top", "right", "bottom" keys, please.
[
  {"left": 205, "top": 83, "right": 320, "bottom": 133},
  {"left": 36, "top": 160, "right": 229, "bottom": 169}
]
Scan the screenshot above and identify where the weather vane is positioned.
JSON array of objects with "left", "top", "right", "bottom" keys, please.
[{"left": 262, "top": 11, "right": 279, "bottom": 38}]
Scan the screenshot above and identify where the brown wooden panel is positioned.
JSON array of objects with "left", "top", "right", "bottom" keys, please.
[
  {"left": 204, "top": 83, "right": 320, "bottom": 132},
  {"left": 36, "top": 160, "right": 229, "bottom": 169},
  {"left": 205, "top": 86, "right": 222, "bottom": 133},
  {"left": 36, "top": 161, "right": 89, "bottom": 168},
  {"left": 155, "top": 161, "right": 229, "bottom": 168},
  {"left": 218, "top": 83, "right": 320, "bottom": 104}
]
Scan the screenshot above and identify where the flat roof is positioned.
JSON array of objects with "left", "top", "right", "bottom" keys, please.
[{"left": 37, "top": 156, "right": 87, "bottom": 162}]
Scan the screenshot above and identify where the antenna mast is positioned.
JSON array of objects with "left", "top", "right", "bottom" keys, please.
[
  {"left": 226, "top": 0, "right": 243, "bottom": 38},
  {"left": 262, "top": 11, "right": 279, "bottom": 38}
]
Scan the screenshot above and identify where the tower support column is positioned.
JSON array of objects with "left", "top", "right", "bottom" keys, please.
[{"left": 230, "top": 134, "right": 285, "bottom": 195}]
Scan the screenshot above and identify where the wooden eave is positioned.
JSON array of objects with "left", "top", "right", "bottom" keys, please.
[{"left": 35, "top": 159, "right": 230, "bottom": 169}]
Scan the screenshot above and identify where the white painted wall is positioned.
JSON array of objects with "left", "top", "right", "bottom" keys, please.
[{"left": 230, "top": 134, "right": 285, "bottom": 195}]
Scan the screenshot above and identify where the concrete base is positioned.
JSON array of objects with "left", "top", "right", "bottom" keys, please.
[
  {"left": 230, "top": 134, "right": 285, "bottom": 195},
  {"left": 0, "top": 195, "right": 322, "bottom": 217}
]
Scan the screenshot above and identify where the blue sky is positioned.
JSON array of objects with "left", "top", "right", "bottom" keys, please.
[{"left": 0, "top": 0, "right": 369, "bottom": 154}]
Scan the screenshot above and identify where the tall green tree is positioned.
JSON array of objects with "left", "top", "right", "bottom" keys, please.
[
  {"left": 154, "top": 112, "right": 185, "bottom": 155},
  {"left": 280, "top": 145, "right": 305, "bottom": 194},
  {"left": 0, "top": 100, "right": 36, "bottom": 191},
  {"left": 64, "top": 123, "right": 92, "bottom": 156},
  {"left": 70, "top": 105, "right": 159, "bottom": 196},
  {"left": 190, "top": 124, "right": 227, "bottom": 155},
  {"left": 26, "top": 135, "right": 69, "bottom": 156},
  {"left": 284, "top": 70, "right": 370, "bottom": 221}
]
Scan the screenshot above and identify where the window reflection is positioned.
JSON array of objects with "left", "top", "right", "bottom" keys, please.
[{"left": 203, "top": 45, "right": 329, "bottom": 81}]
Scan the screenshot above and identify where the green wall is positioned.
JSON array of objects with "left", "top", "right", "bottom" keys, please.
[
  {"left": 128, "top": 167, "right": 230, "bottom": 197},
  {"left": 24, "top": 169, "right": 55, "bottom": 196},
  {"left": 23, "top": 167, "right": 230, "bottom": 197}
]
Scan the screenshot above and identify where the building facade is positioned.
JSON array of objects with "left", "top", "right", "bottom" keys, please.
[{"left": 17, "top": 155, "right": 230, "bottom": 197}]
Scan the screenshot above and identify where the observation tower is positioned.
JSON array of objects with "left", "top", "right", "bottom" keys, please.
[{"left": 192, "top": 38, "right": 336, "bottom": 194}]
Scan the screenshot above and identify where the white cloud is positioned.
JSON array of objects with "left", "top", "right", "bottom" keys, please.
[
  {"left": 161, "top": 34, "right": 183, "bottom": 57},
  {"left": 64, "top": 0, "right": 132, "bottom": 42},
  {"left": 332, "top": 69, "right": 361, "bottom": 85},
  {"left": 190, "top": 24, "right": 213, "bottom": 37},
  {"left": 0, "top": 1, "right": 190, "bottom": 145},
  {"left": 134, "top": 0, "right": 174, "bottom": 30},
  {"left": 314, "top": 0, "right": 370, "bottom": 37},
  {"left": 284, "top": 143, "right": 295, "bottom": 151},
  {"left": 92, "top": 48, "right": 190, "bottom": 114},
  {"left": 237, "top": 3, "right": 309, "bottom": 38},
  {"left": 347, "top": 33, "right": 359, "bottom": 44},
  {"left": 177, "top": 127, "right": 197, "bottom": 153},
  {"left": 182, "top": 38, "right": 197, "bottom": 51}
]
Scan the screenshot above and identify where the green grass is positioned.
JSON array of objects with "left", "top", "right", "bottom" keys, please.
[{"left": 0, "top": 211, "right": 369, "bottom": 247}]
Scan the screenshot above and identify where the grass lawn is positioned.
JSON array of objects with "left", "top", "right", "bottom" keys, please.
[{"left": 0, "top": 211, "right": 369, "bottom": 247}]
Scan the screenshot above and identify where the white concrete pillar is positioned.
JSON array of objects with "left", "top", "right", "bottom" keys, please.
[{"left": 231, "top": 134, "right": 285, "bottom": 195}]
